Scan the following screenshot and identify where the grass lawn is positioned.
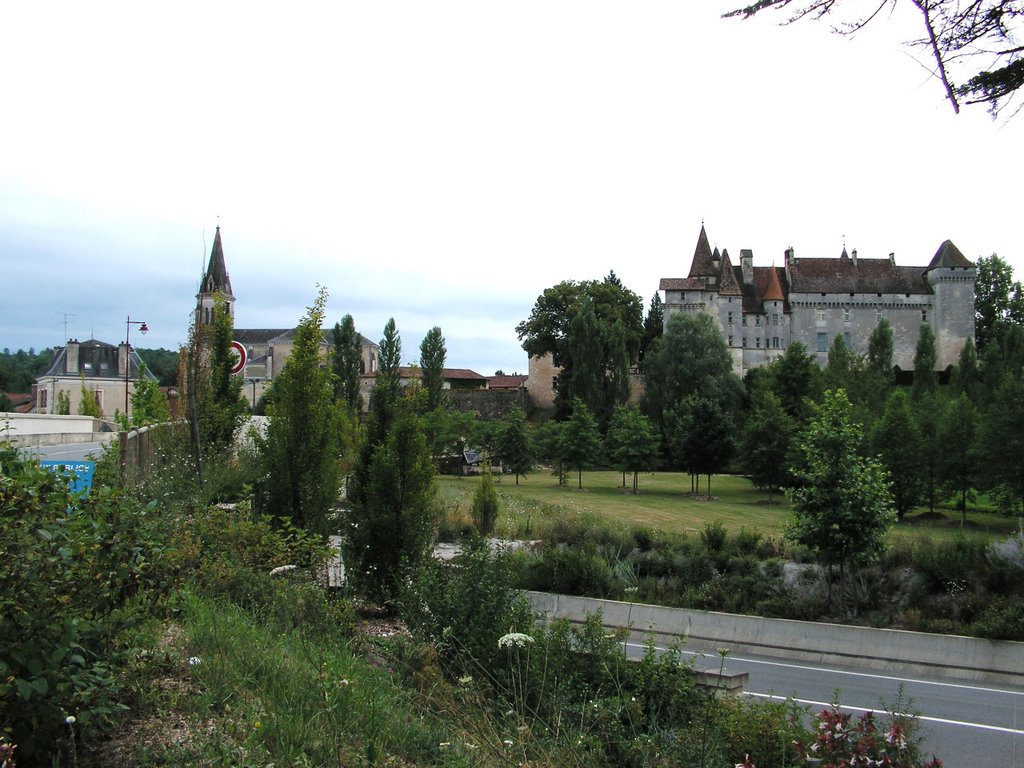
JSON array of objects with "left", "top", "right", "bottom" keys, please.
[{"left": 438, "top": 470, "right": 1019, "bottom": 546}]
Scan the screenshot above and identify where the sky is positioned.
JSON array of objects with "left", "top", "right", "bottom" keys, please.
[{"left": 2, "top": 1, "right": 1021, "bottom": 376}]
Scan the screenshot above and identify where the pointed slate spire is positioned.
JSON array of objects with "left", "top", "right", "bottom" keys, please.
[
  {"left": 200, "top": 226, "right": 233, "bottom": 298},
  {"left": 688, "top": 224, "right": 717, "bottom": 278},
  {"left": 927, "top": 239, "right": 973, "bottom": 269},
  {"left": 718, "top": 248, "right": 742, "bottom": 296}
]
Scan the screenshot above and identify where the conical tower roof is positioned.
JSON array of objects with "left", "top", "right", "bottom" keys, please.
[
  {"left": 927, "top": 239, "right": 973, "bottom": 270},
  {"left": 199, "top": 227, "right": 233, "bottom": 298},
  {"left": 688, "top": 224, "right": 717, "bottom": 278},
  {"left": 718, "top": 249, "right": 742, "bottom": 296},
  {"left": 763, "top": 265, "right": 785, "bottom": 302}
]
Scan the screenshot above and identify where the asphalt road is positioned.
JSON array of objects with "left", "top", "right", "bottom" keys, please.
[
  {"left": 24, "top": 441, "right": 108, "bottom": 463},
  {"left": 624, "top": 641, "right": 1024, "bottom": 767}
]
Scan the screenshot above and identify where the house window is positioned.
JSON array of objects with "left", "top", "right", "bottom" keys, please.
[
  {"left": 817, "top": 333, "right": 828, "bottom": 353},
  {"left": 772, "top": 337, "right": 780, "bottom": 349},
  {"left": 93, "top": 389, "right": 104, "bottom": 410},
  {"left": 816, "top": 309, "right": 826, "bottom": 323},
  {"left": 843, "top": 307, "right": 851, "bottom": 322}
]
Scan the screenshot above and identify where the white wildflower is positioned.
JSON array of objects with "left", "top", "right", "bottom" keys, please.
[
  {"left": 270, "top": 564, "right": 298, "bottom": 577},
  {"left": 188, "top": 656, "right": 202, "bottom": 666},
  {"left": 498, "top": 632, "right": 534, "bottom": 649},
  {"left": 65, "top": 715, "right": 76, "bottom": 725}
]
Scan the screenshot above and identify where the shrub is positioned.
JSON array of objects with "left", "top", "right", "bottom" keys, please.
[{"left": 471, "top": 463, "right": 499, "bottom": 535}]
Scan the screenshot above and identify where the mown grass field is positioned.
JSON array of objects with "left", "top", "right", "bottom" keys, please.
[{"left": 437, "top": 470, "right": 1019, "bottom": 546}]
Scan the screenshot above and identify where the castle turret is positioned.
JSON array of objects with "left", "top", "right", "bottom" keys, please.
[{"left": 925, "top": 239, "right": 976, "bottom": 368}]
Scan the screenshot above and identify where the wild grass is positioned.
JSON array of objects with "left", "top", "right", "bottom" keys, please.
[{"left": 438, "top": 471, "right": 1018, "bottom": 546}]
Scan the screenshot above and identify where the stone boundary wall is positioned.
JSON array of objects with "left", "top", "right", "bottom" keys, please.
[
  {"left": 1, "top": 413, "right": 109, "bottom": 441},
  {"left": 527, "top": 591, "right": 1024, "bottom": 686},
  {"left": 449, "top": 388, "right": 527, "bottom": 419}
]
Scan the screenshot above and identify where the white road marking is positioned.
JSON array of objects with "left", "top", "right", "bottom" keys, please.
[
  {"left": 745, "top": 692, "right": 1024, "bottom": 736},
  {"left": 622, "top": 641, "right": 1024, "bottom": 697}
]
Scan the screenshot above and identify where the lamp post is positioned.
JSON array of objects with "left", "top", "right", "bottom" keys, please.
[{"left": 124, "top": 316, "right": 148, "bottom": 419}]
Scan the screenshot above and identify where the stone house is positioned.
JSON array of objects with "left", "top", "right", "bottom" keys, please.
[
  {"left": 660, "top": 225, "right": 976, "bottom": 377},
  {"left": 35, "top": 338, "right": 157, "bottom": 420}
]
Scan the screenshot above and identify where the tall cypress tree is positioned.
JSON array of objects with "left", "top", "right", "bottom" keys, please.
[
  {"left": 332, "top": 314, "right": 363, "bottom": 413},
  {"left": 419, "top": 326, "right": 447, "bottom": 412}
]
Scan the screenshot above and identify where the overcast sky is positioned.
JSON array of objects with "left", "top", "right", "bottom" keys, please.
[{"left": 2, "top": 1, "right": 1021, "bottom": 376}]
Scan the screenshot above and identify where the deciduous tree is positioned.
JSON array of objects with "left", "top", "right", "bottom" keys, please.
[
  {"left": 606, "top": 405, "right": 659, "bottom": 494},
  {"left": 496, "top": 408, "right": 534, "bottom": 485},
  {"left": 870, "top": 389, "right": 923, "bottom": 520},
  {"left": 561, "top": 398, "right": 602, "bottom": 489},
  {"left": 739, "top": 389, "right": 792, "bottom": 505},
  {"left": 788, "top": 390, "right": 895, "bottom": 608}
]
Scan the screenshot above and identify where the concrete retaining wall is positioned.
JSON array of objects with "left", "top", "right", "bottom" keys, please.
[
  {"left": 527, "top": 592, "right": 1024, "bottom": 686},
  {"left": 2, "top": 413, "right": 108, "bottom": 440}
]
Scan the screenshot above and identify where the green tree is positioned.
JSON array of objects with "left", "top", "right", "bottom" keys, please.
[
  {"left": 346, "top": 319, "right": 437, "bottom": 603},
  {"left": 78, "top": 379, "right": 102, "bottom": 417},
  {"left": 606, "top": 405, "right": 659, "bottom": 494},
  {"left": 472, "top": 463, "right": 500, "bottom": 536},
  {"left": 0, "top": 392, "right": 13, "bottom": 412},
  {"left": 128, "top": 362, "right": 169, "bottom": 427},
  {"left": 725, "top": 0, "right": 1024, "bottom": 116},
  {"left": 870, "top": 389, "right": 923, "bottom": 520},
  {"left": 331, "top": 314, "right": 363, "bottom": 413},
  {"left": 642, "top": 312, "right": 743, "bottom": 470},
  {"left": 938, "top": 393, "right": 979, "bottom": 524},
  {"left": 561, "top": 398, "right": 602, "bottom": 489},
  {"left": 949, "top": 337, "right": 982, "bottom": 399},
  {"left": 975, "top": 254, "right": 1024, "bottom": 354},
  {"left": 979, "top": 377, "right": 1024, "bottom": 516},
  {"left": 516, "top": 276, "right": 643, "bottom": 418},
  {"left": 787, "top": 390, "right": 895, "bottom": 609},
  {"left": 345, "top": 395, "right": 436, "bottom": 603},
  {"left": 254, "top": 287, "right": 340, "bottom": 534},
  {"left": 136, "top": 347, "right": 180, "bottom": 387},
  {"left": 419, "top": 326, "right": 447, "bottom": 412},
  {"left": 640, "top": 291, "right": 664, "bottom": 366},
  {"left": 533, "top": 419, "right": 568, "bottom": 486},
  {"left": 866, "top": 318, "right": 894, "bottom": 380},
  {"left": 822, "top": 334, "right": 855, "bottom": 394},
  {"left": 665, "top": 394, "right": 736, "bottom": 497},
  {"left": 911, "top": 324, "right": 938, "bottom": 402},
  {"left": 496, "top": 407, "right": 534, "bottom": 485},
  {"left": 739, "top": 389, "right": 792, "bottom": 505},
  {"left": 913, "top": 393, "right": 943, "bottom": 515},
  {"left": 765, "top": 341, "right": 821, "bottom": 423}
]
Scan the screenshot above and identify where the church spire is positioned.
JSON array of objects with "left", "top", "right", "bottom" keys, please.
[{"left": 196, "top": 226, "right": 235, "bottom": 325}]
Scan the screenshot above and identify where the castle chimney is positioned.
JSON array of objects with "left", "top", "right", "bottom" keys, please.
[
  {"left": 65, "top": 339, "right": 80, "bottom": 374},
  {"left": 889, "top": 252, "right": 896, "bottom": 265},
  {"left": 741, "top": 249, "right": 754, "bottom": 284},
  {"left": 851, "top": 248, "right": 858, "bottom": 266}
]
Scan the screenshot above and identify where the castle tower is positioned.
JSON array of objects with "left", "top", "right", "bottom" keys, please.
[
  {"left": 196, "top": 226, "right": 235, "bottom": 326},
  {"left": 925, "top": 239, "right": 976, "bottom": 369}
]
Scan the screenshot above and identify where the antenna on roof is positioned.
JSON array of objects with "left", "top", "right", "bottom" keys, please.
[{"left": 59, "top": 312, "right": 75, "bottom": 342}]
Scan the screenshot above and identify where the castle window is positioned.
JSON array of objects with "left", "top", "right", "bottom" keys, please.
[
  {"left": 755, "top": 316, "right": 762, "bottom": 327},
  {"left": 742, "top": 316, "right": 747, "bottom": 326},
  {"left": 772, "top": 337, "right": 780, "bottom": 349},
  {"left": 756, "top": 337, "right": 762, "bottom": 348},
  {"left": 816, "top": 309, "right": 826, "bottom": 323},
  {"left": 742, "top": 337, "right": 747, "bottom": 348},
  {"left": 844, "top": 332, "right": 851, "bottom": 348},
  {"left": 817, "top": 333, "right": 827, "bottom": 353},
  {"left": 876, "top": 308, "right": 884, "bottom": 322},
  {"left": 843, "top": 307, "right": 851, "bottom": 322},
  {"left": 728, "top": 335, "right": 733, "bottom": 346},
  {"left": 922, "top": 309, "right": 928, "bottom": 322},
  {"left": 773, "top": 313, "right": 779, "bottom": 326},
  {"left": 728, "top": 311, "right": 734, "bottom": 325}
]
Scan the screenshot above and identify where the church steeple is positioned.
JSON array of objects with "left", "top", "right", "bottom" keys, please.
[{"left": 196, "top": 226, "right": 235, "bottom": 325}]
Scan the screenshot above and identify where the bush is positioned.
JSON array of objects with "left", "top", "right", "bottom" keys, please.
[{"left": 0, "top": 447, "right": 173, "bottom": 762}]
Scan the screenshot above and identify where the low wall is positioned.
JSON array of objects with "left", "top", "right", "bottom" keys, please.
[
  {"left": 527, "top": 592, "right": 1024, "bottom": 686},
  {"left": 2, "top": 413, "right": 108, "bottom": 440}
]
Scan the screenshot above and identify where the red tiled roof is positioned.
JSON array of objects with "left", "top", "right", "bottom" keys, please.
[
  {"left": 762, "top": 264, "right": 785, "bottom": 301},
  {"left": 488, "top": 374, "right": 528, "bottom": 389}
]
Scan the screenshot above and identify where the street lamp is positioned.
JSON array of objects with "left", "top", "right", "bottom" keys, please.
[{"left": 124, "top": 316, "right": 148, "bottom": 419}]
